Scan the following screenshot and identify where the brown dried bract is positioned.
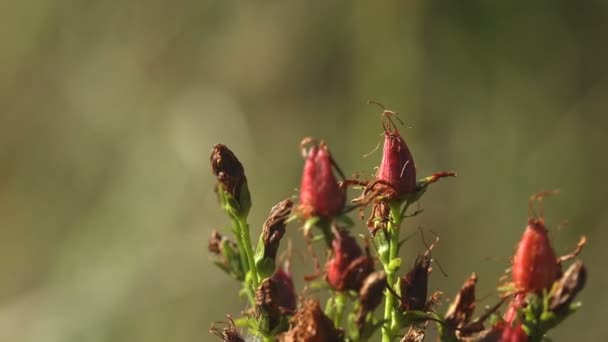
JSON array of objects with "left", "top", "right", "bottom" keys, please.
[
  {"left": 445, "top": 273, "right": 478, "bottom": 331},
  {"left": 279, "top": 299, "right": 343, "bottom": 342},
  {"left": 356, "top": 271, "right": 387, "bottom": 327},
  {"left": 210, "top": 315, "right": 245, "bottom": 342},
  {"left": 549, "top": 260, "right": 587, "bottom": 314},
  {"left": 261, "top": 198, "right": 293, "bottom": 261}
]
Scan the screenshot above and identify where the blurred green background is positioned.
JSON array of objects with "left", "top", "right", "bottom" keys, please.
[{"left": 1, "top": 1, "right": 607, "bottom": 341}]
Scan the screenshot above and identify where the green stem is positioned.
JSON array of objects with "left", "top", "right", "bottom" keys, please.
[
  {"left": 381, "top": 201, "right": 405, "bottom": 342},
  {"left": 237, "top": 216, "right": 259, "bottom": 288}
]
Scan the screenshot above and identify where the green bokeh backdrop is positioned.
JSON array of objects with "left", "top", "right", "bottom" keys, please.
[{"left": 1, "top": 1, "right": 607, "bottom": 341}]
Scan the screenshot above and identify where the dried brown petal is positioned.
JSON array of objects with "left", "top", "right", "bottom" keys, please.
[
  {"left": 279, "top": 299, "right": 343, "bottom": 342},
  {"left": 445, "top": 273, "right": 478, "bottom": 330},
  {"left": 549, "top": 260, "right": 587, "bottom": 313},
  {"left": 261, "top": 199, "right": 293, "bottom": 261}
]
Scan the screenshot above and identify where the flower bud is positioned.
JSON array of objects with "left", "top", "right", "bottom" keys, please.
[
  {"left": 298, "top": 140, "right": 345, "bottom": 219},
  {"left": 255, "top": 198, "right": 293, "bottom": 278},
  {"left": 376, "top": 129, "right": 416, "bottom": 199},
  {"left": 512, "top": 218, "right": 560, "bottom": 294},
  {"left": 210, "top": 144, "right": 251, "bottom": 218},
  {"left": 279, "top": 299, "right": 343, "bottom": 342},
  {"left": 325, "top": 229, "right": 374, "bottom": 292},
  {"left": 208, "top": 230, "right": 244, "bottom": 281}
]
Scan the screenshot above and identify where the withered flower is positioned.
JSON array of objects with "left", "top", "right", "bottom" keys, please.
[
  {"left": 208, "top": 230, "right": 244, "bottom": 281},
  {"left": 298, "top": 139, "right": 345, "bottom": 219},
  {"left": 445, "top": 273, "right": 478, "bottom": 331},
  {"left": 325, "top": 228, "right": 374, "bottom": 292},
  {"left": 255, "top": 269, "right": 296, "bottom": 334},
  {"left": 271, "top": 266, "right": 297, "bottom": 313},
  {"left": 255, "top": 198, "right": 293, "bottom": 278},
  {"left": 210, "top": 315, "right": 245, "bottom": 342},
  {"left": 549, "top": 260, "right": 587, "bottom": 314},
  {"left": 356, "top": 271, "right": 387, "bottom": 327},
  {"left": 399, "top": 255, "right": 431, "bottom": 312},
  {"left": 210, "top": 144, "right": 251, "bottom": 217},
  {"left": 279, "top": 299, "right": 343, "bottom": 342}
]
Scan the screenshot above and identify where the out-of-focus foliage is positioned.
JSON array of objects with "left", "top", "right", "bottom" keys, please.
[{"left": 0, "top": 1, "right": 607, "bottom": 341}]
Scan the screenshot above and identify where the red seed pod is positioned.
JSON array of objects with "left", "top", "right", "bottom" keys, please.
[
  {"left": 325, "top": 229, "right": 374, "bottom": 292},
  {"left": 376, "top": 128, "right": 416, "bottom": 199},
  {"left": 298, "top": 139, "right": 345, "bottom": 218},
  {"left": 512, "top": 218, "right": 560, "bottom": 294}
]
